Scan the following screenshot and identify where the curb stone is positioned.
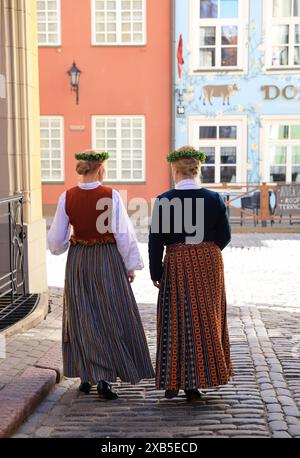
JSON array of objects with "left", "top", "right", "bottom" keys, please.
[
  {"left": 0, "top": 367, "right": 56, "bottom": 438},
  {"left": 0, "top": 344, "right": 63, "bottom": 438}
]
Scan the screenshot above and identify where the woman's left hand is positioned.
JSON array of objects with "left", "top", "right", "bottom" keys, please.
[{"left": 128, "top": 271, "right": 136, "bottom": 283}]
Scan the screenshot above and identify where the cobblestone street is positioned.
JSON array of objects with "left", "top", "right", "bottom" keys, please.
[
  {"left": 3, "top": 0, "right": 300, "bottom": 446},
  {"left": 6, "top": 234, "right": 300, "bottom": 438}
]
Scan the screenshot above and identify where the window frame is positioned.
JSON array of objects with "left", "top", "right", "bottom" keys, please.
[
  {"left": 92, "top": 115, "right": 146, "bottom": 183},
  {"left": 40, "top": 115, "right": 65, "bottom": 183},
  {"left": 264, "top": 0, "right": 300, "bottom": 71},
  {"left": 260, "top": 115, "right": 300, "bottom": 183},
  {"left": 91, "top": 0, "right": 147, "bottom": 46},
  {"left": 189, "top": 115, "right": 247, "bottom": 185},
  {"left": 37, "top": 0, "right": 62, "bottom": 47},
  {"left": 189, "top": 0, "right": 249, "bottom": 75}
]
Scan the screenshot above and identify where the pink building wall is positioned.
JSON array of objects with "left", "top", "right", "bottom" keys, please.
[{"left": 39, "top": 0, "right": 172, "bottom": 211}]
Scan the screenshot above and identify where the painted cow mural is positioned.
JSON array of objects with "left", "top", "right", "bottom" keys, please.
[{"left": 200, "top": 84, "right": 239, "bottom": 105}]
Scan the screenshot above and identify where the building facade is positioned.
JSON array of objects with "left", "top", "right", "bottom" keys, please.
[
  {"left": 38, "top": 0, "right": 172, "bottom": 215},
  {"left": 174, "top": 0, "right": 300, "bottom": 190},
  {"left": 0, "top": 0, "right": 47, "bottom": 296}
]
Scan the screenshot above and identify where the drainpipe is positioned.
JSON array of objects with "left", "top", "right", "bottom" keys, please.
[
  {"left": 20, "top": 6, "right": 32, "bottom": 223},
  {"left": 170, "top": 0, "right": 176, "bottom": 189}
]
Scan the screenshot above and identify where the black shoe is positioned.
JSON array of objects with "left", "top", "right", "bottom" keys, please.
[
  {"left": 165, "top": 389, "right": 179, "bottom": 399},
  {"left": 97, "top": 380, "right": 118, "bottom": 400},
  {"left": 79, "top": 382, "right": 91, "bottom": 394},
  {"left": 184, "top": 389, "right": 203, "bottom": 401}
]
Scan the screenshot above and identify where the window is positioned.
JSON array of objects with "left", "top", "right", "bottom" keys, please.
[
  {"left": 91, "top": 0, "right": 146, "bottom": 45},
  {"left": 40, "top": 117, "right": 64, "bottom": 182},
  {"left": 37, "top": 0, "right": 61, "bottom": 46},
  {"left": 261, "top": 117, "right": 300, "bottom": 183},
  {"left": 266, "top": 0, "right": 300, "bottom": 68},
  {"left": 92, "top": 116, "right": 145, "bottom": 181},
  {"left": 189, "top": 0, "right": 248, "bottom": 73},
  {"left": 189, "top": 116, "right": 247, "bottom": 184}
]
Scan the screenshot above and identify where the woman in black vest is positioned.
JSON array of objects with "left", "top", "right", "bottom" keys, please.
[{"left": 149, "top": 146, "right": 233, "bottom": 401}]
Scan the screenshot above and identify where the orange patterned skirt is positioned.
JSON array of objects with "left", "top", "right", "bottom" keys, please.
[{"left": 156, "top": 241, "right": 233, "bottom": 390}]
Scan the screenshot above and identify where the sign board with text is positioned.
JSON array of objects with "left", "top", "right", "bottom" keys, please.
[{"left": 275, "top": 185, "right": 300, "bottom": 215}]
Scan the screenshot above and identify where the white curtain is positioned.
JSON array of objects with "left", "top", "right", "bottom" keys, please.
[
  {"left": 294, "top": 0, "right": 300, "bottom": 16},
  {"left": 199, "top": 49, "right": 215, "bottom": 67},
  {"left": 273, "top": 0, "right": 292, "bottom": 17}
]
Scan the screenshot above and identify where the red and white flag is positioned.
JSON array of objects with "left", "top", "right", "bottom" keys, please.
[{"left": 177, "top": 34, "right": 184, "bottom": 81}]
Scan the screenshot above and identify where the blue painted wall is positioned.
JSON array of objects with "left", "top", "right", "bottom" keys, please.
[{"left": 174, "top": 0, "right": 300, "bottom": 184}]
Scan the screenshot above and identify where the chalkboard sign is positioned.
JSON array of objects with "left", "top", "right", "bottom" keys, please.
[{"left": 275, "top": 184, "right": 300, "bottom": 215}]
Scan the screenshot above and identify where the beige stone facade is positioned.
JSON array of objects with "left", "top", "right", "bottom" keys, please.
[{"left": 0, "top": 0, "right": 47, "bottom": 294}]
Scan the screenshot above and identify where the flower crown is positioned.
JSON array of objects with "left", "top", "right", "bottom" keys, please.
[
  {"left": 75, "top": 151, "right": 110, "bottom": 161},
  {"left": 167, "top": 147, "right": 206, "bottom": 163}
]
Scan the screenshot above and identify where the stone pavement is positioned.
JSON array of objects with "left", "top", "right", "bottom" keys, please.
[
  {"left": 0, "top": 291, "right": 65, "bottom": 437},
  {"left": 2, "top": 234, "right": 300, "bottom": 438}
]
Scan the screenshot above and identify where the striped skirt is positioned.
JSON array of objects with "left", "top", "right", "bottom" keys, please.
[
  {"left": 62, "top": 243, "right": 155, "bottom": 385},
  {"left": 156, "top": 241, "right": 233, "bottom": 391}
]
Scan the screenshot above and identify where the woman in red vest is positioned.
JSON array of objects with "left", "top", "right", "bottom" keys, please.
[{"left": 48, "top": 150, "right": 154, "bottom": 400}]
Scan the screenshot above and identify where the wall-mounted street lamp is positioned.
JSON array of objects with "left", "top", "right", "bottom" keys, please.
[{"left": 67, "top": 61, "right": 81, "bottom": 105}]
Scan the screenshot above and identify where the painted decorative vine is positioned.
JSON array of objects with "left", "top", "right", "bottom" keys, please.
[{"left": 176, "top": 20, "right": 300, "bottom": 182}]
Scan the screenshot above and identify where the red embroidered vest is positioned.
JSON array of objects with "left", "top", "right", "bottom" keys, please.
[{"left": 65, "top": 185, "right": 116, "bottom": 245}]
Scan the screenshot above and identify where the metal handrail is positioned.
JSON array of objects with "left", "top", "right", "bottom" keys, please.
[{"left": 0, "top": 193, "right": 24, "bottom": 204}]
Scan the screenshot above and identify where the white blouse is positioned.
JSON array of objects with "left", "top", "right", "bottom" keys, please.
[
  {"left": 175, "top": 178, "right": 201, "bottom": 190},
  {"left": 47, "top": 181, "right": 144, "bottom": 273}
]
